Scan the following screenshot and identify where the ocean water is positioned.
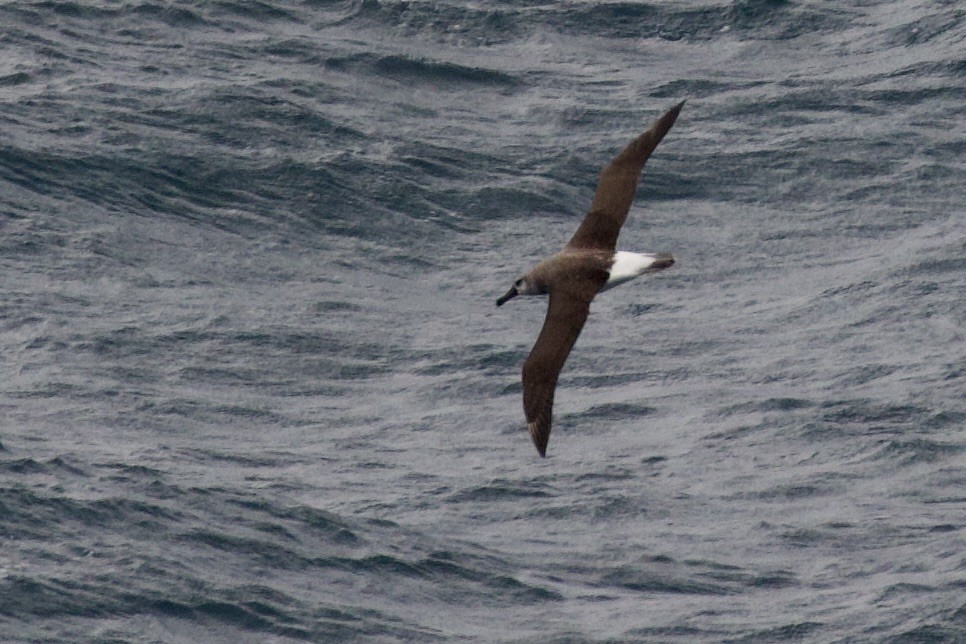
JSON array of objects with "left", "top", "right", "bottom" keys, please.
[{"left": 1, "top": 0, "right": 964, "bottom": 641}]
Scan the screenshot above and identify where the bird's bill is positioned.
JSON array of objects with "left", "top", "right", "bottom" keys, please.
[{"left": 496, "top": 287, "right": 518, "bottom": 307}]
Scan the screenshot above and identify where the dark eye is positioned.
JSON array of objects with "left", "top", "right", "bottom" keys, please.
[{"left": 515, "top": 280, "right": 523, "bottom": 288}]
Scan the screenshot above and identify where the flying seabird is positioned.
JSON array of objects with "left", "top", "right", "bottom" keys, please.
[{"left": 496, "top": 101, "right": 684, "bottom": 457}]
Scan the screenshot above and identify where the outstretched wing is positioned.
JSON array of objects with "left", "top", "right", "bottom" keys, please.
[
  {"left": 567, "top": 101, "right": 685, "bottom": 251},
  {"left": 522, "top": 288, "right": 594, "bottom": 457}
]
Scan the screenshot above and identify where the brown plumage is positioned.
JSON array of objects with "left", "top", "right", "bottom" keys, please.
[
  {"left": 567, "top": 101, "right": 685, "bottom": 252},
  {"left": 497, "top": 102, "right": 685, "bottom": 457}
]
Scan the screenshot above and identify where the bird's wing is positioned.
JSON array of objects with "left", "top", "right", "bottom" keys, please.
[
  {"left": 566, "top": 101, "right": 685, "bottom": 251},
  {"left": 522, "top": 287, "right": 595, "bottom": 457}
]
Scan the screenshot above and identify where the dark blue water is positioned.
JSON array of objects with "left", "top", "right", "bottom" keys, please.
[{"left": 1, "top": 1, "right": 963, "bottom": 641}]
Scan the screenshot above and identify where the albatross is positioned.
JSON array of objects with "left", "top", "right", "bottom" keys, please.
[{"left": 496, "top": 101, "right": 684, "bottom": 457}]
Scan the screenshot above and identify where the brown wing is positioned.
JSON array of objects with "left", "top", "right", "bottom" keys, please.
[
  {"left": 567, "top": 101, "right": 685, "bottom": 251},
  {"left": 522, "top": 287, "right": 595, "bottom": 457}
]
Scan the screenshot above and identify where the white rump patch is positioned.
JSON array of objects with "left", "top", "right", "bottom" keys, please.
[{"left": 603, "top": 251, "right": 662, "bottom": 290}]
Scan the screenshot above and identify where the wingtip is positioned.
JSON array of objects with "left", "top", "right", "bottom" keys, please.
[
  {"left": 640, "top": 100, "right": 685, "bottom": 143},
  {"left": 665, "top": 100, "right": 686, "bottom": 120},
  {"left": 528, "top": 421, "right": 549, "bottom": 457}
]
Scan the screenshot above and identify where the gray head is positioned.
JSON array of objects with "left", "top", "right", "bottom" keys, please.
[{"left": 496, "top": 274, "right": 542, "bottom": 306}]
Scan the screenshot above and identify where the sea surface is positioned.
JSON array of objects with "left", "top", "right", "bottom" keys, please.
[{"left": 1, "top": 1, "right": 964, "bottom": 641}]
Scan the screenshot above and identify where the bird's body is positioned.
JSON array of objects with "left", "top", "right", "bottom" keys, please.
[{"left": 496, "top": 101, "right": 685, "bottom": 457}]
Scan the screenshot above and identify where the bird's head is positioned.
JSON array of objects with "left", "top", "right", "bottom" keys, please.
[{"left": 496, "top": 275, "right": 541, "bottom": 306}]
